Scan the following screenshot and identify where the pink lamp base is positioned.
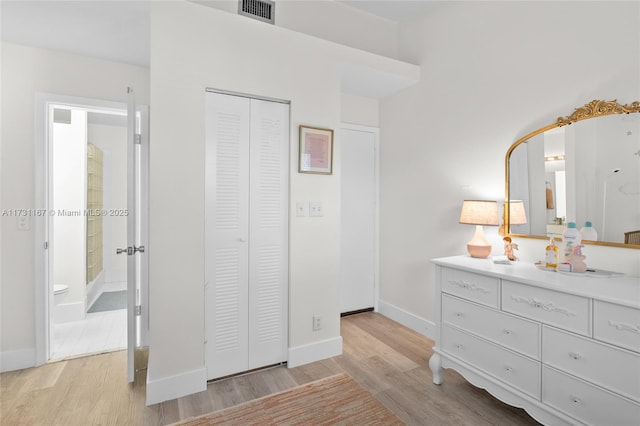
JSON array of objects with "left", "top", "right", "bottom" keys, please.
[{"left": 467, "top": 244, "right": 492, "bottom": 258}]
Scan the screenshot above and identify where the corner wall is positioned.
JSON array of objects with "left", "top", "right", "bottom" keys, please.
[
  {"left": 379, "top": 1, "right": 640, "bottom": 333},
  {"left": 147, "top": 1, "right": 412, "bottom": 403},
  {"left": 0, "top": 42, "right": 149, "bottom": 372}
]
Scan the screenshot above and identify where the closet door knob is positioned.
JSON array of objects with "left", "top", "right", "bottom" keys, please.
[{"left": 238, "top": 237, "right": 247, "bottom": 242}]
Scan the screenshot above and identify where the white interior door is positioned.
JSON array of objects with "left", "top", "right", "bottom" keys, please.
[
  {"left": 340, "top": 125, "right": 378, "bottom": 313},
  {"left": 205, "top": 91, "right": 289, "bottom": 380},
  {"left": 248, "top": 98, "right": 289, "bottom": 369},
  {"left": 205, "top": 92, "right": 251, "bottom": 379},
  {"left": 125, "top": 87, "right": 140, "bottom": 382}
]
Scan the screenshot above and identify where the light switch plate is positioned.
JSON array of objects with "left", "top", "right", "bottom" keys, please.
[
  {"left": 309, "top": 202, "right": 323, "bottom": 217},
  {"left": 296, "top": 202, "right": 308, "bottom": 217},
  {"left": 17, "top": 216, "right": 31, "bottom": 231}
]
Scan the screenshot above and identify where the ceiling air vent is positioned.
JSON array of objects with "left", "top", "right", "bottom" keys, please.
[{"left": 238, "top": 0, "right": 275, "bottom": 24}]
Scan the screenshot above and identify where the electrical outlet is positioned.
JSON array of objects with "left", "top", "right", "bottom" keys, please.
[{"left": 313, "top": 315, "right": 322, "bottom": 331}]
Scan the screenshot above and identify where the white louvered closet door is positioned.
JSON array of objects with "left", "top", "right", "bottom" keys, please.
[
  {"left": 205, "top": 92, "right": 288, "bottom": 380},
  {"left": 248, "top": 99, "right": 289, "bottom": 369}
]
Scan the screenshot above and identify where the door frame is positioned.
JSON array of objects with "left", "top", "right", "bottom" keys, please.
[
  {"left": 34, "top": 92, "right": 149, "bottom": 365},
  {"left": 339, "top": 122, "right": 380, "bottom": 313}
]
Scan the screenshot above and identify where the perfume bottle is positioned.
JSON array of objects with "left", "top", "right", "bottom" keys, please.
[{"left": 545, "top": 237, "right": 559, "bottom": 270}]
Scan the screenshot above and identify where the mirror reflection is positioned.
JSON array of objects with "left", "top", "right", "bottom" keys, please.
[{"left": 506, "top": 100, "right": 640, "bottom": 247}]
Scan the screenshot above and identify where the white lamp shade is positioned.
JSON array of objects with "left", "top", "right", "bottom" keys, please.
[
  {"left": 459, "top": 200, "right": 500, "bottom": 225},
  {"left": 507, "top": 200, "right": 527, "bottom": 225}
]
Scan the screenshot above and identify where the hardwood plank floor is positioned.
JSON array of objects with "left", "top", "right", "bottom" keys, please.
[{"left": 0, "top": 312, "right": 541, "bottom": 425}]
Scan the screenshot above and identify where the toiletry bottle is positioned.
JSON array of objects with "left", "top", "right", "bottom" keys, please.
[
  {"left": 561, "top": 222, "right": 581, "bottom": 262},
  {"left": 545, "top": 237, "right": 559, "bottom": 270},
  {"left": 580, "top": 221, "right": 598, "bottom": 241}
]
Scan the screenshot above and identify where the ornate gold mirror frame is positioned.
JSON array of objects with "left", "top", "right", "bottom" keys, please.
[{"left": 505, "top": 99, "right": 640, "bottom": 248}]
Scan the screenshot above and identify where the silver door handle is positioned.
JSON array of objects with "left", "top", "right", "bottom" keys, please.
[{"left": 116, "top": 246, "right": 144, "bottom": 255}]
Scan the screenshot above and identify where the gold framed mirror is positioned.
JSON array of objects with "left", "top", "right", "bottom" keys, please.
[{"left": 505, "top": 99, "right": 640, "bottom": 248}]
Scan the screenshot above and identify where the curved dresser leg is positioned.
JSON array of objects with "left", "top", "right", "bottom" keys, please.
[{"left": 429, "top": 353, "right": 443, "bottom": 385}]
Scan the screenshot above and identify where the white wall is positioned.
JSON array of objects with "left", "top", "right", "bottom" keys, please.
[
  {"left": 88, "top": 122, "right": 128, "bottom": 285},
  {"left": 52, "top": 110, "right": 87, "bottom": 319},
  {"left": 146, "top": 1, "right": 411, "bottom": 403},
  {"left": 379, "top": 1, "right": 640, "bottom": 332},
  {"left": 194, "top": 0, "right": 401, "bottom": 61},
  {"left": 341, "top": 94, "right": 379, "bottom": 127},
  {"left": 0, "top": 42, "right": 149, "bottom": 371}
]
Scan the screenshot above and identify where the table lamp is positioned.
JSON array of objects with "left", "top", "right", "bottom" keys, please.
[
  {"left": 507, "top": 200, "right": 528, "bottom": 228},
  {"left": 459, "top": 200, "right": 499, "bottom": 258}
]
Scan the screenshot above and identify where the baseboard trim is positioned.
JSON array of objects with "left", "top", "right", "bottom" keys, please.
[
  {"left": 378, "top": 300, "right": 435, "bottom": 340},
  {"left": 1, "top": 348, "right": 36, "bottom": 373},
  {"left": 287, "top": 336, "right": 343, "bottom": 368},
  {"left": 146, "top": 366, "right": 207, "bottom": 406}
]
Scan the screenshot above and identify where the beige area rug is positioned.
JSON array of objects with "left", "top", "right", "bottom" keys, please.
[{"left": 174, "top": 373, "right": 404, "bottom": 425}]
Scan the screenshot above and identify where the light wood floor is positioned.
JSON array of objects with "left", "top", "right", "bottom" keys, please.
[{"left": 1, "top": 312, "right": 541, "bottom": 425}]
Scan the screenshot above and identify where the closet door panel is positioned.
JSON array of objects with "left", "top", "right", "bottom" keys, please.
[
  {"left": 248, "top": 99, "right": 289, "bottom": 369},
  {"left": 205, "top": 92, "right": 251, "bottom": 379}
]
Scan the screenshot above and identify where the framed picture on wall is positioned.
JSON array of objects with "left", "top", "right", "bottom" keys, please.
[{"left": 299, "top": 125, "right": 334, "bottom": 175}]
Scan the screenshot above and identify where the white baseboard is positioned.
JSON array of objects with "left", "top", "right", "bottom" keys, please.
[
  {"left": 287, "top": 336, "right": 343, "bottom": 368},
  {"left": 146, "top": 366, "right": 207, "bottom": 406},
  {"left": 378, "top": 300, "right": 435, "bottom": 340},
  {"left": 1, "top": 348, "right": 36, "bottom": 373}
]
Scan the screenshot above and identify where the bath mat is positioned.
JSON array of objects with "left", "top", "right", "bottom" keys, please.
[
  {"left": 172, "top": 373, "right": 403, "bottom": 426},
  {"left": 87, "top": 290, "right": 127, "bottom": 313}
]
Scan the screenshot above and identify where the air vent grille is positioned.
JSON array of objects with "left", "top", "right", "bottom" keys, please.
[{"left": 238, "top": 0, "right": 275, "bottom": 24}]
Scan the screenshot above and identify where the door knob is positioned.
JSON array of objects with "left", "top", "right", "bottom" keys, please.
[{"left": 116, "top": 246, "right": 145, "bottom": 255}]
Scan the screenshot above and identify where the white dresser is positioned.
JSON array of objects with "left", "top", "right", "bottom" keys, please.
[{"left": 430, "top": 256, "right": 640, "bottom": 426}]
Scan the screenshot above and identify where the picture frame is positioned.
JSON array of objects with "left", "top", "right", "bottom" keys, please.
[{"left": 298, "top": 125, "right": 334, "bottom": 175}]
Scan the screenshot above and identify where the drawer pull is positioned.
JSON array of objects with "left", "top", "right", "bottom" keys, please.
[
  {"left": 504, "top": 366, "right": 513, "bottom": 373},
  {"left": 447, "top": 279, "right": 491, "bottom": 294},
  {"left": 570, "top": 395, "right": 582, "bottom": 404},
  {"left": 503, "top": 328, "right": 513, "bottom": 335},
  {"left": 455, "top": 343, "right": 464, "bottom": 350},
  {"left": 569, "top": 352, "right": 581, "bottom": 361},
  {"left": 608, "top": 320, "right": 640, "bottom": 335},
  {"left": 510, "top": 295, "right": 576, "bottom": 317},
  {"left": 454, "top": 311, "right": 464, "bottom": 317}
]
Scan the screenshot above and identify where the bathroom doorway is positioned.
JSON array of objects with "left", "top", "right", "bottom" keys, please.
[{"left": 35, "top": 93, "right": 148, "bottom": 364}]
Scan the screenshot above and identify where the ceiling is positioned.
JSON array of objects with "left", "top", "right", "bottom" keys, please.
[
  {"left": 1, "top": 1, "right": 441, "bottom": 67},
  {"left": 339, "top": 0, "right": 445, "bottom": 22},
  {"left": 1, "top": 1, "right": 150, "bottom": 67}
]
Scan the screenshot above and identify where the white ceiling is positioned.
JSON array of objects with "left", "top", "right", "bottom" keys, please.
[
  {"left": 1, "top": 0, "right": 150, "bottom": 67},
  {"left": 0, "top": 1, "right": 440, "bottom": 68},
  {"left": 338, "top": 0, "right": 445, "bottom": 23}
]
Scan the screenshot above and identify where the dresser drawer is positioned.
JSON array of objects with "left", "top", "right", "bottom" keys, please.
[
  {"left": 442, "top": 324, "right": 541, "bottom": 398},
  {"left": 542, "top": 366, "right": 640, "bottom": 426},
  {"left": 442, "top": 294, "right": 540, "bottom": 359},
  {"left": 502, "top": 280, "right": 590, "bottom": 336},
  {"left": 441, "top": 267, "right": 499, "bottom": 307},
  {"left": 543, "top": 326, "right": 640, "bottom": 402},
  {"left": 594, "top": 300, "right": 640, "bottom": 353}
]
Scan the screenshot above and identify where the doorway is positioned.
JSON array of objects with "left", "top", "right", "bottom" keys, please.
[
  {"left": 340, "top": 124, "right": 379, "bottom": 314},
  {"left": 34, "top": 93, "right": 148, "bottom": 366}
]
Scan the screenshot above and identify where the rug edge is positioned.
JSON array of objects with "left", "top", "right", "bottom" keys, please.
[{"left": 169, "top": 372, "right": 351, "bottom": 426}]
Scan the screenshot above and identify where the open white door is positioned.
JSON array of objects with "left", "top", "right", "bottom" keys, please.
[{"left": 123, "top": 87, "right": 143, "bottom": 382}]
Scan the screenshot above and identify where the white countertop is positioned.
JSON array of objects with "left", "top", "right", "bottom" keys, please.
[{"left": 432, "top": 255, "right": 640, "bottom": 310}]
